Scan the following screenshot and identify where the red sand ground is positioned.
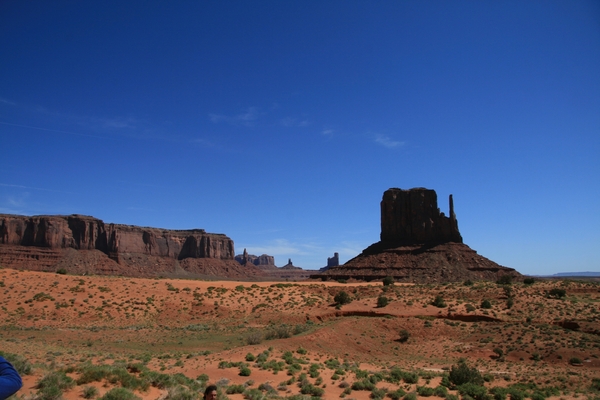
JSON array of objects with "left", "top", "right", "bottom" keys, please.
[{"left": 1, "top": 268, "right": 599, "bottom": 399}]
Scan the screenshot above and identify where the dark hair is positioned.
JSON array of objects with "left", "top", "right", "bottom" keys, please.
[{"left": 204, "top": 385, "right": 218, "bottom": 398}]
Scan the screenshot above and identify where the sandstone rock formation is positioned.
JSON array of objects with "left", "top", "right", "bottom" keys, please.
[
  {"left": 313, "top": 188, "right": 521, "bottom": 283},
  {"left": 234, "top": 251, "right": 311, "bottom": 280},
  {"left": 0, "top": 214, "right": 266, "bottom": 279}
]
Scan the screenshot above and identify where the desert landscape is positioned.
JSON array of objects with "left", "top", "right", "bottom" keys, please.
[{"left": 1, "top": 267, "right": 599, "bottom": 400}]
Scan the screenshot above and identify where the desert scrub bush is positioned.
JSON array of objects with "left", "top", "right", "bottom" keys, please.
[
  {"left": 164, "top": 385, "right": 197, "bottom": 400},
  {"left": 507, "top": 387, "right": 525, "bottom": 400},
  {"left": 457, "top": 383, "right": 488, "bottom": 400},
  {"left": 547, "top": 288, "right": 566, "bottom": 299},
  {"left": 417, "top": 386, "right": 435, "bottom": 396},
  {"left": 403, "top": 392, "right": 417, "bottom": 400},
  {"left": 36, "top": 371, "right": 75, "bottom": 400},
  {"left": 387, "top": 388, "right": 407, "bottom": 400},
  {"left": 334, "top": 291, "right": 351, "bottom": 305},
  {"left": 480, "top": 299, "right": 492, "bottom": 309},
  {"left": 402, "top": 371, "right": 419, "bottom": 384},
  {"left": 82, "top": 386, "right": 99, "bottom": 399},
  {"left": 398, "top": 329, "right": 410, "bottom": 343},
  {"left": 434, "top": 385, "right": 448, "bottom": 397},
  {"left": 370, "top": 387, "right": 387, "bottom": 399},
  {"left": 569, "top": 357, "right": 582, "bottom": 365},
  {"left": 226, "top": 384, "right": 246, "bottom": 394},
  {"left": 496, "top": 275, "right": 513, "bottom": 285},
  {"left": 448, "top": 360, "right": 483, "bottom": 387},
  {"left": 242, "top": 388, "right": 265, "bottom": 400},
  {"left": 432, "top": 295, "right": 447, "bottom": 308},
  {"left": 465, "top": 303, "right": 476, "bottom": 312},
  {"left": 0, "top": 351, "right": 32, "bottom": 375},
  {"left": 100, "top": 387, "right": 141, "bottom": 400},
  {"left": 245, "top": 353, "right": 256, "bottom": 362},
  {"left": 377, "top": 295, "right": 390, "bottom": 308},
  {"left": 523, "top": 277, "right": 535, "bottom": 285},
  {"left": 383, "top": 276, "right": 395, "bottom": 286},
  {"left": 245, "top": 331, "right": 263, "bottom": 345},
  {"left": 300, "top": 382, "right": 324, "bottom": 397},
  {"left": 239, "top": 365, "right": 252, "bottom": 376},
  {"left": 351, "top": 379, "right": 375, "bottom": 391},
  {"left": 490, "top": 387, "right": 508, "bottom": 400}
]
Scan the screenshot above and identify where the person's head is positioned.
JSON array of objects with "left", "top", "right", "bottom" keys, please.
[{"left": 204, "top": 385, "right": 218, "bottom": 400}]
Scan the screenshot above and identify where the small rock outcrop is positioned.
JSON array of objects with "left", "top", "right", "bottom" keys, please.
[
  {"left": 313, "top": 188, "right": 520, "bottom": 283},
  {"left": 0, "top": 214, "right": 266, "bottom": 279}
]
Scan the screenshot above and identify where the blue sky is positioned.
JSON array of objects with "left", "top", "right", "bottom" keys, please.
[{"left": 1, "top": 1, "right": 599, "bottom": 274}]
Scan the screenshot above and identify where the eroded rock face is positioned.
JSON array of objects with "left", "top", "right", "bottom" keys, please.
[
  {"left": 0, "top": 214, "right": 256, "bottom": 278},
  {"left": 313, "top": 188, "right": 520, "bottom": 283},
  {"left": 380, "top": 188, "right": 462, "bottom": 244}
]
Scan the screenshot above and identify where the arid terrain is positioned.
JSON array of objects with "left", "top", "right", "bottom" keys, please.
[{"left": 1, "top": 267, "right": 599, "bottom": 400}]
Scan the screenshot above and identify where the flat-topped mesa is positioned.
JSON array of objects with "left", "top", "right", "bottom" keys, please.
[
  {"left": 380, "top": 188, "right": 462, "bottom": 245},
  {"left": 0, "top": 214, "right": 234, "bottom": 260}
]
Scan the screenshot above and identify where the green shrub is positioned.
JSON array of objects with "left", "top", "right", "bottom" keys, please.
[
  {"left": 398, "top": 329, "right": 410, "bottom": 343},
  {"left": 417, "top": 386, "right": 435, "bottom": 396},
  {"left": 490, "top": 387, "right": 508, "bottom": 400},
  {"left": 245, "top": 331, "right": 263, "bottom": 345},
  {"left": 458, "top": 383, "right": 488, "bottom": 400},
  {"left": 243, "top": 388, "right": 264, "bottom": 400},
  {"left": 402, "top": 372, "right": 419, "bottom": 384},
  {"left": 383, "top": 276, "right": 395, "bottom": 286},
  {"left": 465, "top": 304, "right": 476, "bottom": 313},
  {"left": 300, "top": 383, "right": 324, "bottom": 397},
  {"left": 434, "top": 385, "right": 448, "bottom": 397},
  {"left": 432, "top": 295, "right": 447, "bottom": 308},
  {"left": 100, "top": 387, "right": 141, "bottom": 400},
  {"left": 334, "top": 291, "right": 351, "bottom": 305},
  {"left": 377, "top": 295, "right": 389, "bottom": 308},
  {"left": 569, "top": 357, "right": 582, "bottom": 365},
  {"left": 448, "top": 360, "right": 483, "bottom": 386},
  {"left": 496, "top": 275, "right": 513, "bottom": 285},
  {"left": 508, "top": 388, "right": 525, "bottom": 400},
  {"left": 480, "top": 299, "right": 492, "bottom": 309},
  {"left": 245, "top": 353, "right": 255, "bottom": 362},
  {"left": 388, "top": 388, "right": 407, "bottom": 400},
  {"left": 547, "top": 288, "right": 566, "bottom": 299},
  {"left": 370, "top": 387, "right": 387, "bottom": 399},
  {"left": 523, "top": 278, "right": 535, "bottom": 285},
  {"left": 56, "top": 268, "right": 67, "bottom": 275},
  {"left": 226, "top": 384, "right": 246, "bottom": 394},
  {"left": 403, "top": 392, "right": 417, "bottom": 400},
  {"left": 83, "top": 386, "right": 99, "bottom": 399},
  {"left": 164, "top": 385, "right": 196, "bottom": 400},
  {"left": 530, "top": 392, "right": 546, "bottom": 400},
  {"left": 239, "top": 365, "right": 251, "bottom": 376}
]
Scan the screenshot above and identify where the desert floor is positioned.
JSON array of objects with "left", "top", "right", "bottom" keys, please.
[{"left": 1, "top": 268, "right": 599, "bottom": 400}]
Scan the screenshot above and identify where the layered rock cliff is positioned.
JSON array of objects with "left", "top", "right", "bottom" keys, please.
[
  {"left": 0, "top": 214, "right": 265, "bottom": 279},
  {"left": 313, "top": 188, "right": 520, "bottom": 283}
]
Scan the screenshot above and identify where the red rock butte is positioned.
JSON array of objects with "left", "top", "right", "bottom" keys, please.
[
  {"left": 0, "top": 214, "right": 266, "bottom": 279},
  {"left": 313, "top": 187, "right": 521, "bottom": 283}
]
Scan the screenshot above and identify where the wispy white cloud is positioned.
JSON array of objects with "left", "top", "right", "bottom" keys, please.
[
  {"left": 0, "top": 183, "right": 75, "bottom": 194},
  {"left": 280, "top": 117, "right": 310, "bottom": 127},
  {"left": 0, "top": 121, "right": 105, "bottom": 139},
  {"left": 100, "top": 117, "right": 138, "bottom": 129},
  {"left": 0, "top": 97, "right": 16, "bottom": 106},
  {"left": 374, "top": 134, "right": 404, "bottom": 149},
  {"left": 321, "top": 129, "right": 334, "bottom": 136},
  {"left": 209, "top": 107, "right": 259, "bottom": 126}
]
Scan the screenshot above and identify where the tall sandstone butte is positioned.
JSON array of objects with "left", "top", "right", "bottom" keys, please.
[
  {"left": 313, "top": 187, "right": 520, "bottom": 283},
  {"left": 0, "top": 214, "right": 266, "bottom": 279}
]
